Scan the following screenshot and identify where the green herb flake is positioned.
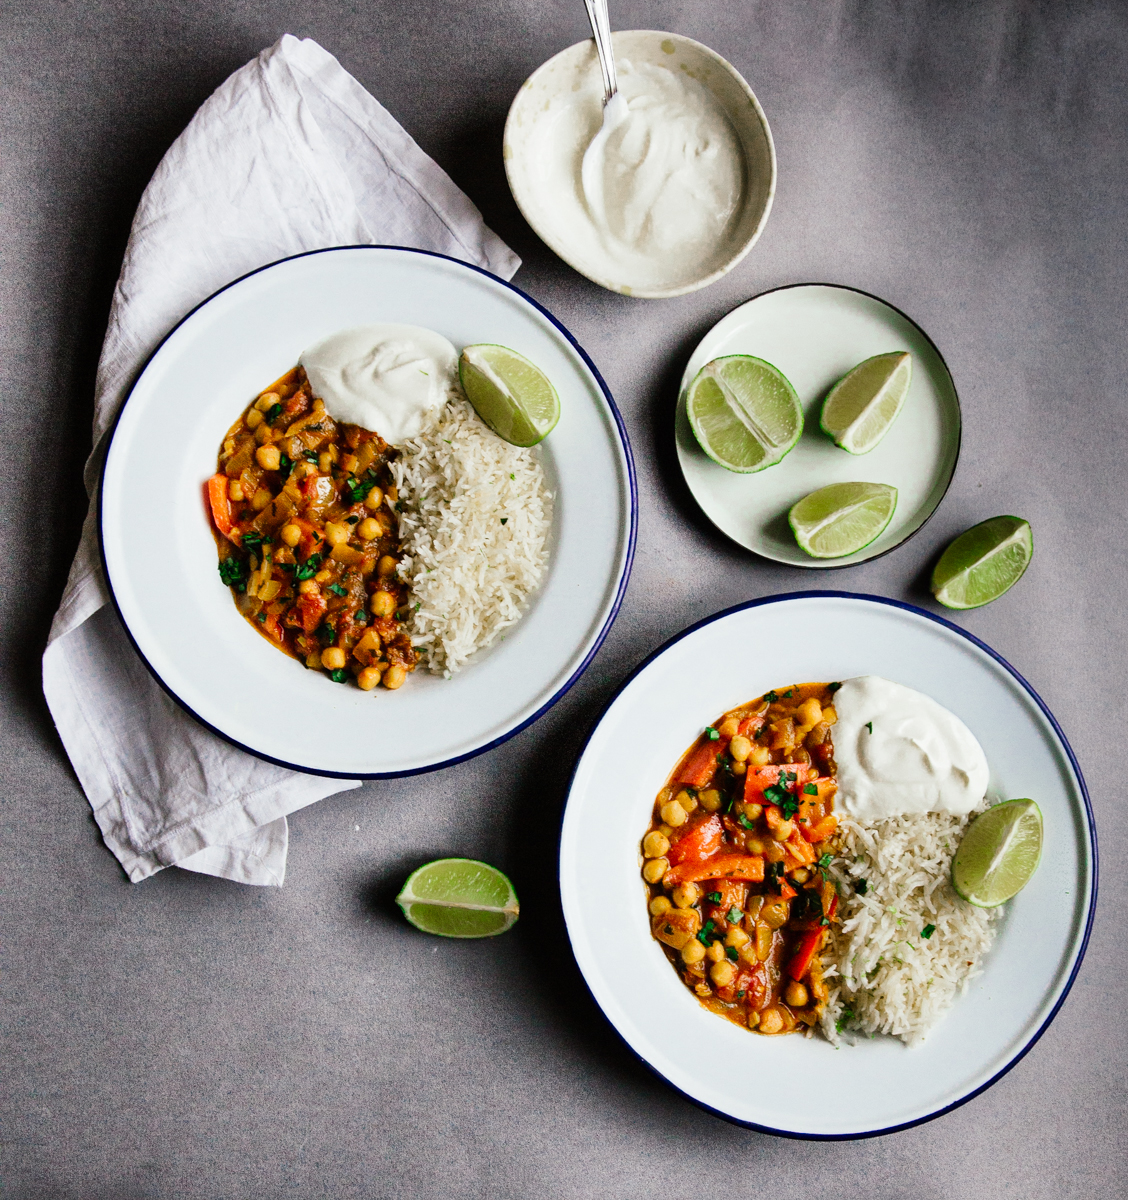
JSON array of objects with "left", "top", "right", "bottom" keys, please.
[
  {"left": 706, "top": 892, "right": 722, "bottom": 904},
  {"left": 316, "top": 622, "right": 336, "bottom": 646},
  {"left": 327, "top": 583, "right": 348, "bottom": 597},
  {"left": 855, "top": 879, "right": 868, "bottom": 895},
  {"left": 828, "top": 681, "right": 842, "bottom": 694},
  {"left": 355, "top": 610, "right": 367, "bottom": 624},
  {"left": 835, "top": 1006, "right": 855, "bottom": 1034},
  {"left": 256, "top": 612, "right": 266, "bottom": 623},
  {"left": 329, "top": 669, "right": 347, "bottom": 683},
  {"left": 804, "top": 783, "right": 818, "bottom": 796},
  {"left": 265, "top": 403, "right": 283, "bottom": 423},
  {"left": 293, "top": 553, "right": 323, "bottom": 582},
  {"left": 738, "top": 815, "right": 755, "bottom": 830},
  {"left": 725, "top": 946, "right": 739, "bottom": 962},
  {"left": 784, "top": 689, "right": 794, "bottom": 698},
  {"left": 865, "top": 721, "right": 873, "bottom": 734},
  {"left": 818, "top": 853, "right": 833, "bottom": 868},
  {"left": 218, "top": 557, "right": 248, "bottom": 591},
  {"left": 763, "top": 690, "right": 779, "bottom": 703},
  {"left": 736, "top": 989, "right": 746, "bottom": 1000},
  {"left": 705, "top": 726, "right": 720, "bottom": 741},
  {"left": 921, "top": 924, "right": 936, "bottom": 940},
  {"left": 726, "top": 906, "right": 743, "bottom": 924},
  {"left": 509, "top": 473, "right": 515, "bottom": 480},
  {"left": 500, "top": 517, "right": 508, "bottom": 525}
]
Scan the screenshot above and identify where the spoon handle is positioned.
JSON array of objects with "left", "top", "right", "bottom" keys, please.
[{"left": 583, "top": 0, "right": 618, "bottom": 104}]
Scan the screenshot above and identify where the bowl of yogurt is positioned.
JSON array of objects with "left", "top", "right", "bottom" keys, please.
[{"left": 504, "top": 31, "right": 776, "bottom": 298}]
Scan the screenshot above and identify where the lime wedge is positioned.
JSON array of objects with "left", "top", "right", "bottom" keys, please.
[
  {"left": 931, "top": 516, "right": 1033, "bottom": 609},
  {"left": 396, "top": 858, "right": 519, "bottom": 938},
  {"left": 788, "top": 481, "right": 898, "bottom": 558},
  {"left": 819, "top": 351, "right": 912, "bottom": 454},
  {"left": 952, "top": 799, "right": 1042, "bottom": 907},
  {"left": 686, "top": 355, "right": 803, "bottom": 473},
  {"left": 459, "top": 344, "right": 559, "bottom": 446}
]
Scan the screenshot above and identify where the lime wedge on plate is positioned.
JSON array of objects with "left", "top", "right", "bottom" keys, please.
[
  {"left": 396, "top": 858, "right": 520, "bottom": 938},
  {"left": 952, "top": 799, "right": 1042, "bottom": 907},
  {"left": 931, "top": 516, "right": 1033, "bottom": 609},
  {"left": 788, "top": 481, "right": 898, "bottom": 558},
  {"left": 686, "top": 355, "right": 803, "bottom": 473},
  {"left": 819, "top": 351, "right": 912, "bottom": 454},
  {"left": 459, "top": 344, "right": 559, "bottom": 446}
]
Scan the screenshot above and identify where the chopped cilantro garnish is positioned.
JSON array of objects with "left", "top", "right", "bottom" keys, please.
[
  {"left": 414, "top": 601, "right": 421, "bottom": 612},
  {"left": 346, "top": 515, "right": 359, "bottom": 525},
  {"left": 736, "top": 989, "right": 746, "bottom": 1000},
  {"left": 303, "top": 450, "right": 320, "bottom": 462},
  {"left": 763, "top": 690, "right": 779, "bottom": 703},
  {"left": 218, "top": 557, "right": 247, "bottom": 591},
  {"left": 315, "top": 622, "right": 335, "bottom": 646},
  {"left": 277, "top": 452, "right": 292, "bottom": 479},
  {"left": 705, "top": 726, "right": 719, "bottom": 741},
  {"left": 783, "top": 771, "right": 796, "bottom": 782},
  {"left": 241, "top": 531, "right": 264, "bottom": 553},
  {"left": 256, "top": 612, "right": 266, "bottom": 623},
  {"left": 726, "top": 906, "right": 743, "bottom": 924},
  {"left": 355, "top": 610, "right": 367, "bottom": 624},
  {"left": 865, "top": 721, "right": 873, "bottom": 734},
  {"left": 696, "top": 930, "right": 710, "bottom": 946},
  {"left": 784, "top": 689, "right": 794, "bottom": 698},
  {"left": 828, "top": 681, "right": 842, "bottom": 694},
  {"left": 818, "top": 853, "right": 832, "bottom": 868},
  {"left": 803, "top": 783, "right": 818, "bottom": 796},
  {"left": 725, "top": 946, "right": 738, "bottom": 962},
  {"left": 327, "top": 583, "right": 348, "bottom": 597},
  {"left": 509, "top": 473, "right": 515, "bottom": 480},
  {"left": 855, "top": 879, "right": 868, "bottom": 895},
  {"left": 921, "top": 924, "right": 936, "bottom": 940},
  {"left": 762, "top": 781, "right": 790, "bottom": 806},
  {"left": 738, "top": 815, "right": 755, "bottom": 830},
  {"left": 265, "top": 402, "right": 283, "bottom": 423},
  {"left": 835, "top": 1006, "right": 854, "bottom": 1033},
  {"left": 500, "top": 517, "right": 508, "bottom": 525},
  {"left": 329, "top": 669, "right": 347, "bottom": 684},
  {"left": 293, "top": 553, "right": 323, "bottom": 582},
  {"left": 706, "top": 891, "right": 722, "bottom": 904},
  {"left": 781, "top": 797, "right": 799, "bottom": 819}
]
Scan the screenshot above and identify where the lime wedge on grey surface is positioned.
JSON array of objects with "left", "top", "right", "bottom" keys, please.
[
  {"left": 459, "top": 344, "right": 559, "bottom": 446},
  {"left": 396, "top": 858, "right": 520, "bottom": 938},
  {"left": 788, "top": 481, "right": 898, "bottom": 558},
  {"left": 686, "top": 355, "right": 803, "bottom": 473},
  {"left": 952, "top": 799, "right": 1042, "bottom": 907},
  {"left": 819, "top": 351, "right": 912, "bottom": 454},
  {"left": 931, "top": 516, "right": 1033, "bottom": 609}
]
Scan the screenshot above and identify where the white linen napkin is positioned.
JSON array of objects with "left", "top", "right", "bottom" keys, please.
[{"left": 41, "top": 34, "right": 520, "bottom": 886}]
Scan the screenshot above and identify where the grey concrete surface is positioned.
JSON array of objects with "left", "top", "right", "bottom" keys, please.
[{"left": 3, "top": 1, "right": 1126, "bottom": 1196}]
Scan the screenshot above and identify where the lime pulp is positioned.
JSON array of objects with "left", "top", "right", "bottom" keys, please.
[
  {"left": 396, "top": 858, "right": 520, "bottom": 938},
  {"left": 819, "top": 351, "right": 912, "bottom": 455},
  {"left": 931, "top": 516, "right": 1033, "bottom": 609},
  {"left": 459, "top": 344, "right": 559, "bottom": 447},
  {"left": 788, "top": 481, "right": 898, "bottom": 558},
  {"left": 952, "top": 800, "right": 1043, "bottom": 907}
]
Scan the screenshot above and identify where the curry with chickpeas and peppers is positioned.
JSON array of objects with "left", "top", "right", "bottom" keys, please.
[
  {"left": 642, "top": 683, "right": 842, "bottom": 1036},
  {"left": 206, "top": 366, "right": 417, "bottom": 691}
]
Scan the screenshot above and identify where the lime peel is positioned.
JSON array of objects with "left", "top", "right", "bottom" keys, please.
[
  {"left": 820, "top": 351, "right": 912, "bottom": 455},
  {"left": 459, "top": 344, "right": 560, "bottom": 447},
  {"left": 396, "top": 857, "right": 519, "bottom": 938},
  {"left": 931, "top": 516, "right": 1033, "bottom": 609},
  {"left": 788, "top": 481, "right": 898, "bottom": 559},
  {"left": 951, "top": 799, "right": 1043, "bottom": 908}
]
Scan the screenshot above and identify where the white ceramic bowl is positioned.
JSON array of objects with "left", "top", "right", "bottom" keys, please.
[
  {"left": 100, "top": 247, "right": 636, "bottom": 777},
  {"left": 560, "top": 593, "right": 1095, "bottom": 1137},
  {"left": 504, "top": 31, "right": 776, "bottom": 298}
]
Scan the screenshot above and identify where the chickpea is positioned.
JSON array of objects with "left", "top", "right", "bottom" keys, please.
[
  {"left": 784, "top": 981, "right": 809, "bottom": 1009},
  {"left": 761, "top": 899, "right": 790, "bottom": 929},
  {"left": 671, "top": 883, "right": 699, "bottom": 909},
  {"left": 649, "top": 895, "right": 672, "bottom": 917},
  {"left": 748, "top": 743, "right": 771, "bottom": 767},
  {"left": 772, "top": 819, "right": 795, "bottom": 842},
  {"left": 681, "top": 939, "right": 707, "bottom": 965},
  {"left": 791, "top": 868, "right": 810, "bottom": 884},
  {"left": 822, "top": 704, "right": 837, "bottom": 726},
  {"left": 314, "top": 569, "right": 333, "bottom": 584},
  {"left": 642, "top": 831, "right": 670, "bottom": 859},
  {"left": 245, "top": 408, "right": 264, "bottom": 430},
  {"left": 730, "top": 735, "right": 753, "bottom": 763},
  {"left": 255, "top": 392, "right": 279, "bottom": 412},
  {"left": 659, "top": 800, "right": 688, "bottom": 828},
  {"left": 357, "top": 666, "right": 383, "bottom": 691},
  {"left": 227, "top": 480, "right": 245, "bottom": 502},
  {"left": 297, "top": 580, "right": 320, "bottom": 596},
  {"left": 746, "top": 838, "right": 766, "bottom": 855},
  {"left": 706, "top": 941, "right": 726, "bottom": 964},
  {"left": 324, "top": 522, "right": 349, "bottom": 547},
  {"left": 321, "top": 647, "right": 346, "bottom": 671},
  {"left": 718, "top": 717, "right": 740, "bottom": 739},
  {"left": 372, "top": 591, "right": 396, "bottom": 618},
  {"left": 357, "top": 518, "right": 381, "bottom": 542},
  {"left": 251, "top": 488, "right": 272, "bottom": 511},
  {"left": 377, "top": 554, "right": 398, "bottom": 577},
  {"left": 710, "top": 960, "right": 736, "bottom": 988},
  {"left": 731, "top": 761, "right": 746, "bottom": 777},
  {"left": 744, "top": 802, "right": 763, "bottom": 821},
  {"left": 797, "top": 697, "right": 823, "bottom": 727},
  {"left": 364, "top": 486, "right": 384, "bottom": 511},
  {"left": 657, "top": 824, "right": 673, "bottom": 839},
  {"left": 725, "top": 926, "right": 750, "bottom": 949},
  {"left": 280, "top": 523, "right": 302, "bottom": 547},
  {"left": 698, "top": 788, "right": 722, "bottom": 812},
  {"left": 675, "top": 788, "right": 698, "bottom": 814},
  {"left": 383, "top": 664, "right": 407, "bottom": 690},
  {"left": 255, "top": 445, "right": 281, "bottom": 471},
  {"left": 758, "top": 1007, "right": 785, "bottom": 1035},
  {"left": 641, "top": 857, "right": 668, "bottom": 884}
]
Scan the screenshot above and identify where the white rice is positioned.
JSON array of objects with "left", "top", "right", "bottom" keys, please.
[
  {"left": 390, "top": 395, "right": 553, "bottom": 677},
  {"left": 820, "top": 803, "right": 1001, "bottom": 1047}
]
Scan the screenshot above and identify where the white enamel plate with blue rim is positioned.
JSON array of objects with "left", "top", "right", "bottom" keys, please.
[
  {"left": 676, "top": 284, "right": 961, "bottom": 567},
  {"left": 560, "top": 593, "right": 1095, "bottom": 1137},
  {"left": 100, "top": 246, "right": 636, "bottom": 777}
]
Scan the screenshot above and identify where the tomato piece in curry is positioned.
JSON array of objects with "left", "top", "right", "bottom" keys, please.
[
  {"left": 641, "top": 683, "right": 842, "bottom": 1035},
  {"left": 206, "top": 366, "right": 417, "bottom": 691}
]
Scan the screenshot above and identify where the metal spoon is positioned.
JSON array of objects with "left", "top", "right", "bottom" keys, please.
[{"left": 580, "top": 0, "right": 629, "bottom": 222}]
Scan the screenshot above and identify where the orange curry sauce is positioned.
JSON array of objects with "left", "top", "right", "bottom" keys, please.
[{"left": 641, "top": 683, "right": 842, "bottom": 1035}]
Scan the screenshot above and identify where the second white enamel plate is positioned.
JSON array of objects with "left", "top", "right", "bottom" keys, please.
[{"left": 676, "top": 284, "right": 961, "bottom": 566}]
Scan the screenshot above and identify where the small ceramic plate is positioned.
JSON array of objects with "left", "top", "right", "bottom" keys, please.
[
  {"left": 560, "top": 593, "right": 1095, "bottom": 1138},
  {"left": 676, "top": 284, "right": 961, "bottom": 566},
  {"left": 100, "top": 246, "right": 636, "bottom": 777}
]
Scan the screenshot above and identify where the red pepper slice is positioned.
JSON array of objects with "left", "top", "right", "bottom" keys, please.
[{"left": 787, "top": 929, "right": 822, "bottom": 981}]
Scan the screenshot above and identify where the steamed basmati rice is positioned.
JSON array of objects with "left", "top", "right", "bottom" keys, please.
[
  {"left": 820, "top": 804, "right": 1000, "bottom": 1046},
  {"left": 390, "top": 395, "right": 552, "bottom": 677}
]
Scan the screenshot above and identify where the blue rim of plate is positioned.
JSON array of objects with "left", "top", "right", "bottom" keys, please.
[
  {"left": 97, "top": 244, "right": 638, "bottom": 779},
  {"left": 559, "top": 590, "right": 1097, "bottom": 1139},
  {"left": 678, "top": 282, "right": 963, "bottom": 569}
]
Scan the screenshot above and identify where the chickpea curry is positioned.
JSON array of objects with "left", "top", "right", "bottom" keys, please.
[
  {"left": 206, "top": 366, "right": 417, "bottom": 691},
  {"left": 641, "top": 683, "right": 842, "bottom": 1036}
]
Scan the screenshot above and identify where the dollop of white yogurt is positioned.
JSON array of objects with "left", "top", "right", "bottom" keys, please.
[
  {"left": 299, "top": 324, "right": 457, "bottom": 444},
  {"left": 534, "top": 57, "right": 745, "bottom": 292},
  {"left": 833, "top": 676, "right": 989, "bottom": 821}
]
